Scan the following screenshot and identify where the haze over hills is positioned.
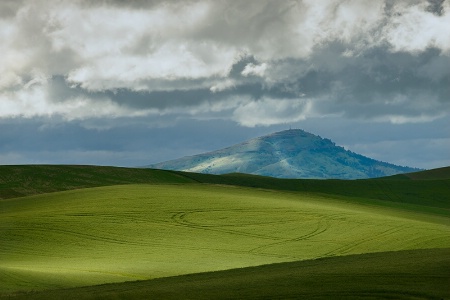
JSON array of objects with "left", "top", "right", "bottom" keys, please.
[{"left": 149, "top": 129, "right": 419, "bottom": 179}]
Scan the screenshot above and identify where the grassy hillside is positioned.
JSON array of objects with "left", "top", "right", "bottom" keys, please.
[
  {"left": 1, "top": 165, "right": 449, "bottom": 212},
  {"left": 1, "top": 165, "right": 448, "bottom": 298},
  {"left": 0, "top": 165, "right": 193, "bottom": 199},
  {"left": 174, "top": 171, "right": 450, "bottom": 212},
  {"left": 5, "top": 248, "right": 449, "bottom": 300},
  {"left": 1, "top": 184, "right": 448, "bottom": 294},
  {"left": 387, "top": 166, "right": 450, "bottom": 180}
]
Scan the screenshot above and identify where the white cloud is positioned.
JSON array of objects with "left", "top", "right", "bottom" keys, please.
[
  {"left": 3, "top": 0, "right": 449, "bottom": 91},
  {"left": 0, "top": 15, "right": 32, "bottom": 88},
  {"left": 210, "top": 79, "right": 236, "bottom": 93},
  {"left": 0, "top": 0, "right": 448, "bottom": 124},
  {"left": 66, "top": 42, "right": 237, "bottom": 91},
  {"left": 384, "top": 1, "right": 450, "bottom": 53},
  {"left": 0, "top": 80, "right": 157, "bottom": 120},
  {"left": 48, "top": 2, "right": 238, "bottom": 91},
  {"left": 241, "top": 63, "right": 268, "bottom": 77},
  {"left": 0, "top": 1, "right": 239, "bottom": 92},
  {"left": 232, "top": 97, "right": 312, "bottom": 127}
]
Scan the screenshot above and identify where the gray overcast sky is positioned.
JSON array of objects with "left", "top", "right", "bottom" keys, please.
[{"left": 0, "top": 0, "right": 449, "bottom": 169}]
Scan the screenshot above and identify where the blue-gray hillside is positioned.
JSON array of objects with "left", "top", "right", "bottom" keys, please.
[{"left": 148, "top": 129, "right": 419, "bottom": 179}]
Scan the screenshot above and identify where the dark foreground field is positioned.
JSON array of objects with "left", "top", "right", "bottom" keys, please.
[
  {"left": 4, "top": 248, "right": 449, "bottom": 300},
  {"left": 1, "top": 165, "right": 449, "bottom": 299}
]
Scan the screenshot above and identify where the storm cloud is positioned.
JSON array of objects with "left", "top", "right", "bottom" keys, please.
[{"left": 0, "top": 0, "right": 449, "bottom": 169}]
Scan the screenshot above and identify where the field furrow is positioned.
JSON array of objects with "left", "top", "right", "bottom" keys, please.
[{"left": 1, "top": 183, "right": 449, "bottom": 295}]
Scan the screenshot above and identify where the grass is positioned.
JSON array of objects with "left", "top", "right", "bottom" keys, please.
[
  {"left": 387, "top": 166, "right": 450, "bottom": 180},
  {"left": 0, "top": 165, "right": 449, "bottom": 298},
  {"left": 0, "top": 165, "right": 194, "bottom": 199},
  {"left": 174, "top": 171, "right": 450, "bottom": 212},
  {"left": 1, "top": 184, "right": 449, "bottom": 295},
  {"left": 1, "top": 165, "right": 449, "bottom": 211},
  {"left": 5, "top": 248, "right": 449, "bottom": 300}
]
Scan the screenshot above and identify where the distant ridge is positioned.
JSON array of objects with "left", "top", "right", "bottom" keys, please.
[
  {"left": 148, "top": 129, "right": 420, "bottom": 179},
  {"left": 386, "top": 166, "right": 450, "bottom": 180}
]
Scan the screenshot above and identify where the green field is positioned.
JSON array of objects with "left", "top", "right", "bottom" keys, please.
[
  {"left": 5, "top": 248, "right": 449, "bottom": 300},
  {"left": 0, "top": 165, "right": 449, "bottom": 299}
]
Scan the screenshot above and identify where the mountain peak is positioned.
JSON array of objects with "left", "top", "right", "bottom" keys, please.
[
  {"left": 263, "top": 128, "right": 313, "bottom": 138},
  {"left": 149, "top": 129, "right": 418, "bottom": 179}
]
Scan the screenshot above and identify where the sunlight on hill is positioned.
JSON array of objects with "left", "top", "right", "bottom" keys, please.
[{"left": 1, "top": 184, "right": 448, "bottom": 293}]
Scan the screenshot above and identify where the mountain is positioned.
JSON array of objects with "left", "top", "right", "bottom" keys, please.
[{"left": 148, "top": 129, "right": 419, "bottom": 179}]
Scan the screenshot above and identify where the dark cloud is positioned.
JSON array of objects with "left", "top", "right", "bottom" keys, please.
[
  {"left": 0, "top": 0, "right": 22, "bottom": 18},
  {"left": 34, "top": 43, "right": 449, "bottom": 126},
  {"left": 1, "top": 0, "right": 449, "bottom": 169},
  {"left": 427, "top": 0, "right": 445, "bottom": 16}
]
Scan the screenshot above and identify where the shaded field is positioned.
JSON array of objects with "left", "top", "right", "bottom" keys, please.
[
  {"left": 388, "top": 166, "right": 450, "bottom": 180},
  {"left": 4, "top": 248, "right": 450, "bottom": 300},
  {"left": 175, "top": 171, "right": 450, "bottom": 212},
  {"left": 1, "top": 165, "right": 449, "bottom": 212},
  {"left": 1, "top": 184, "right": 449, "bottom": 294},
  {"left": 0, "top": 165, "right": 194, "bottom": 199}
]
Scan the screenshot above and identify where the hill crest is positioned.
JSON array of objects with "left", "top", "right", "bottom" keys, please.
[{"left": 149, "top": 129, "right": 419, "bottom": 179}]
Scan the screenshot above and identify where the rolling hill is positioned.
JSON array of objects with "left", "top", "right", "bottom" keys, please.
[
  {"left": 1, "top": 165, "right": 449, "bottom": 211},
  {"left": 6, "top": 248, "right": 449, "bottom": 300},
  {"left": 0, "top": 165, "right": 449, "bottom": 299},
  {"left": 1, "top": 183, "right": 449, "bottom": 296},
  {"left": 0, "top": 165, "right": 193, "bottom": 200},
  {"left": 148, "top": 129, "right": 419, "bottom": 179}
]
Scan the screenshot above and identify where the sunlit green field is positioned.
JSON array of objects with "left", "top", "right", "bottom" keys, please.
[
  {"left": 1, "top": 183, "right": 449, "bottom": 294},
  {"left": 5, "top": 248, "right": 448, "bottom": 300}
]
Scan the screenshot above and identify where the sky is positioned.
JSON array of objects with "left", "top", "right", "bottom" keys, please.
[{"left": 0, "top": 0, "right": 449, "bottom": 170}]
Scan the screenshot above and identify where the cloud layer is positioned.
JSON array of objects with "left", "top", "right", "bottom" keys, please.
[{"left": 1, "top": 0, "right": 449, "bottom": 127}]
